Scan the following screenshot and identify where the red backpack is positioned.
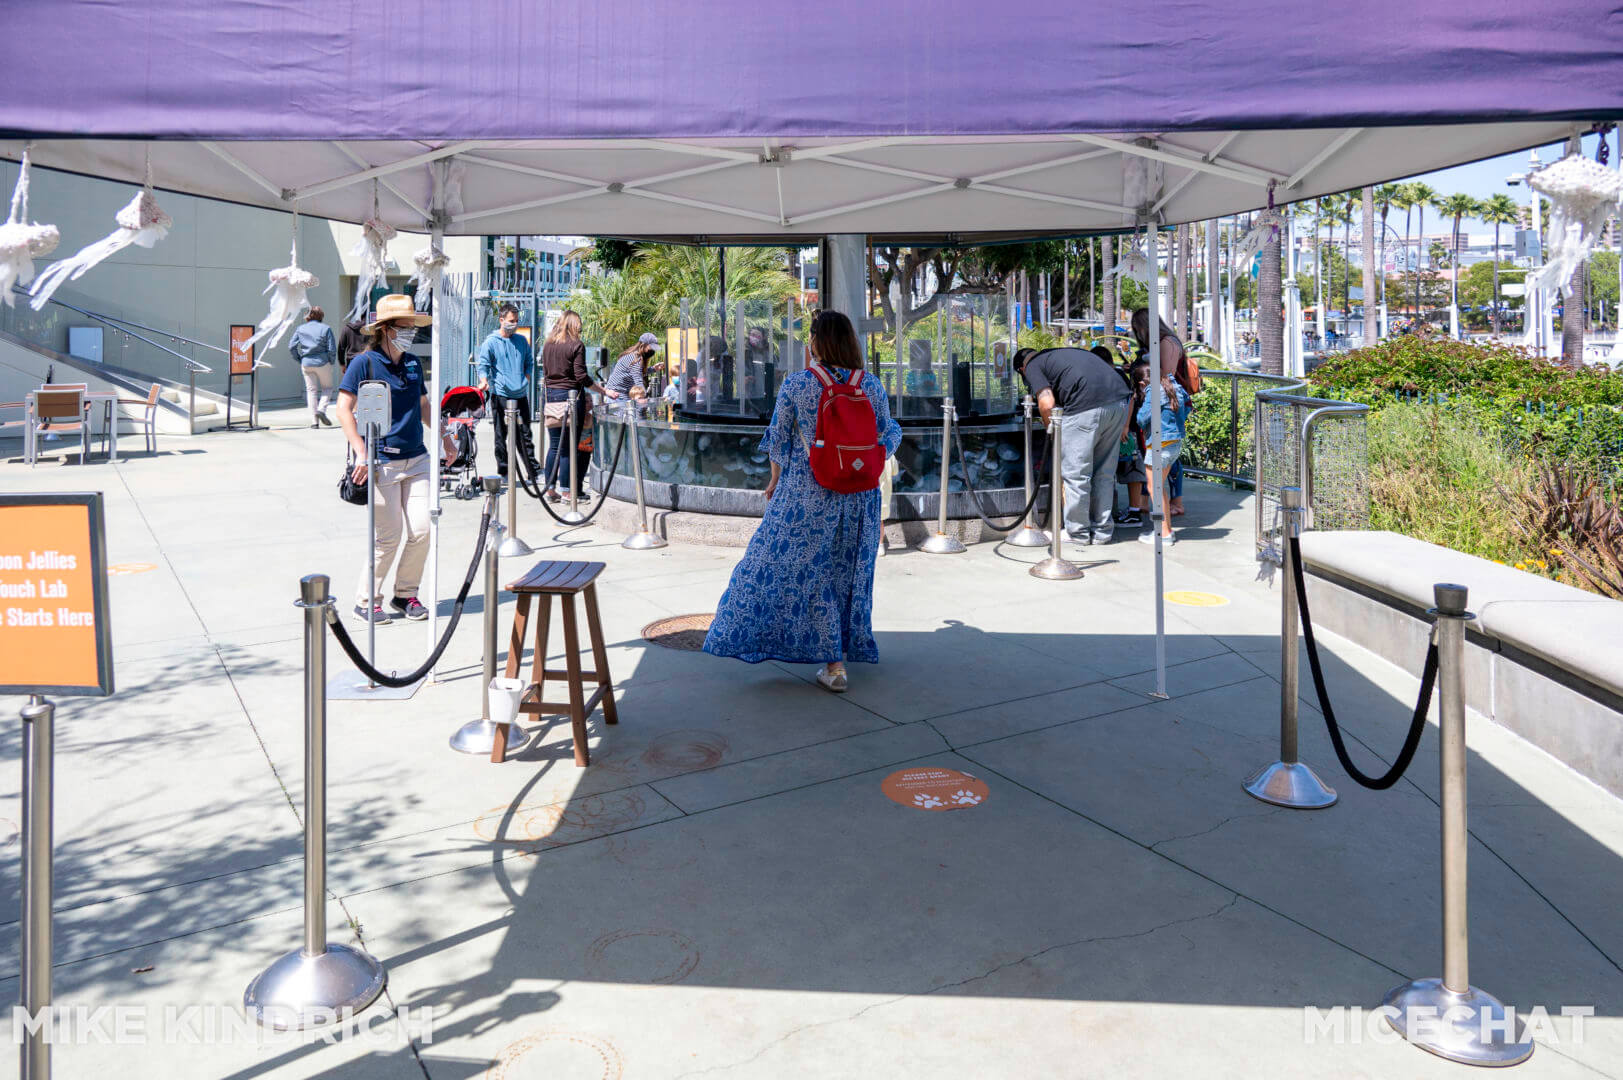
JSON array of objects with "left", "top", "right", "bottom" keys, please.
[{"left": 805, "top": 362, "right": 882, "bottom": 493}]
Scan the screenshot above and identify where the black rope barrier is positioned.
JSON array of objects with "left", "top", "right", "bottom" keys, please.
[
  {"left": 948, "top": 419, "right": 1050, "bottom": 534},
  {"left": 327, "top": 508, "right": 491, "bottom": 688},
  {"left": 1290, "top": 535, "right": 1440, "bottom": 790},
  {"left": 517, "top": 421, "right": 629, "bottom": 527}
]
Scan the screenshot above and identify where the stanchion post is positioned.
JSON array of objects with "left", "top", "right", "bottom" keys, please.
[
  {"left": 498, "top": 400, "right": 533, "bottom": 558},
  {"left": 1381, "top": 583, "right": 1533, "bottom": 1067},
  {"left": 364, "top": 422, "right": 377, "bottom": 689},
  {"left": 20, "top": 695, "right": 54, "bottom": 1080},
  {"left": 243, "top": 574, "right": 386, "bottom": 1030},
  {"left": 920, "top": 398, "right": 968, "bottom": 554},
  {"left": 1030, "top": 406, "right": 1083, "bottom": 580},
  {"left": 451, "top": 478, "right": 531, "bottom": 756},
  {"left": 1243, "top": 486, "right": 1337, "bottom": 808},
  {"left": 559, "top": 390, "right": 587, "bottom": 524},
  {"left": 1006, "top": 393, "right": 1049, "bottom": 548},
  {"left": 623, "top": 403, "right": 667, "bottom": 550}
]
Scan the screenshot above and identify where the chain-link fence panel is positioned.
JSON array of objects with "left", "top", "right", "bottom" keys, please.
[{"left": 1254, "top": 390, "right": 1369, "bottom": 557}]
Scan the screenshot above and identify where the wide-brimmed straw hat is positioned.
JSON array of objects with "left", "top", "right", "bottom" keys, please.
[{"left": 365, "top": 293, "right": 433, "bottom": 332}]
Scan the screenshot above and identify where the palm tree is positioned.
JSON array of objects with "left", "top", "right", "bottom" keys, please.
[
  {"left": 1478, "top": 193, "right": 1520, "bottom": 336},
  {"left": 1434, "top": 193, "right": 1480, "bottom": 334},
  {"left": 1393, "top": 184, "right": 1419, "bottom": 315},
  {"left": 1406, "top": 183, "right": 1438, "bottom": 320},
  {"left": 1260, "top": 218, "right": 1283, "bottom": 375},
  {"left": 1361, "top": 186, "right": 1377, "bottom": 343},
  {"left": 1375, "top": 183, "right": 1403, "bottom": 314}
]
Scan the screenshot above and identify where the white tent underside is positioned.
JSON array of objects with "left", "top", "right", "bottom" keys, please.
[{"left": 2, "top": 121, "right": 1581, "bottom": 237}]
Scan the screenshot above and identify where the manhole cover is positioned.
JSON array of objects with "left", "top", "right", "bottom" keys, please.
[{"left": 641, "top": 614, "right": 714, "bottom": 651}]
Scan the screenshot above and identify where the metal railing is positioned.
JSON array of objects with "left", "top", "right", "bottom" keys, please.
[
  {"left": 1182, "top": 370, "right": 1302, "bottom": 487},
  {"left": 5, "top": 286, "right": 216, "bottom": 434}
]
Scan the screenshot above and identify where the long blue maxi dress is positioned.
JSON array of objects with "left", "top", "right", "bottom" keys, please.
[{"left": 703, "top": 367, "right": 902, "bottom": 664}]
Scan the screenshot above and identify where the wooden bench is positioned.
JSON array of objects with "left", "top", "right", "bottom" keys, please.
[{"left": 494, "top": 560, "right": 618, "bottom": 765}]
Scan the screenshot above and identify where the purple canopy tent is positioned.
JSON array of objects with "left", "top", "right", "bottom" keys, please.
[{"left": 2, "top": 0, "right": 1620, "bottom": 695}]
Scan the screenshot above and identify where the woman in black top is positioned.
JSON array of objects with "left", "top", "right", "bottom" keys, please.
[{"left": 539, "top": 310, "right": 601, "bottom": 499}]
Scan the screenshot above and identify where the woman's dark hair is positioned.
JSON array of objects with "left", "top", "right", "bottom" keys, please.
[
  {"left": 306, "top": 306, "right": 324, "bottom": 322},
  {"left": 1090, "top": 345, "right": 1115, "bottom": 365},
  {"left": 809, "top": 310, "right": 862, "bottom": 370}
]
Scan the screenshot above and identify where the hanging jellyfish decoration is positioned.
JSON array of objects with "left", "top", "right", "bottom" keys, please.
[
  {"left": 0, "top": 148, "right": 59, "bottom": 306},
  {"left": 1105, "top": 245, "right": 1152, "bottom": 284},
  {"left": 246, "top": 223, "right": 319, "bottom": 351},
  {"left": 347, "top": 185, "right": 396, "bottom": 323},
  {"left": 408, "top": 245, "right": 450, "bottom": 311},
  {"left": 30, "top": 159, "right": 170, "bottom": 311},
  {"left": 1232, "top": 209, "right": 1285, "bottom": 276},
  {"left": 1525, "top": 149, "right": 1623, "bottom": 301}
]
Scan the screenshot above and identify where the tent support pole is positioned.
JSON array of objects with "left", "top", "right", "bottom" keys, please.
[
  {"left": 426, "top": 220, "right": 444, "bottom": 682},
  {"left": 1145, "top": 217, "right": 1168, "bottom": 699}
]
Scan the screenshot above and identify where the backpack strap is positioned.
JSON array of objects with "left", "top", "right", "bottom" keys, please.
[
  {"left": 844, "top": 367, "right": 863, "bottom": 386},
  {"left": 808, "top": 362, "right": 835, "bottom": 388}
]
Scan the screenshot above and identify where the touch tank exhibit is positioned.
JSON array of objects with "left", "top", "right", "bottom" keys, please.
[{"left": 586, "top": 290, "right": 1033, "bottom": 521}]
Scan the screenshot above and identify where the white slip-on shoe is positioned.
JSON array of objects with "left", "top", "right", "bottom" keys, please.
[{"left": 816, "top": 665, "right": 848, "bottom": 693}]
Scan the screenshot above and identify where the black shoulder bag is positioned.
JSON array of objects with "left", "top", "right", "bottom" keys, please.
[{"left": 337, "top": 353, "right": 377, "bottom": 505}]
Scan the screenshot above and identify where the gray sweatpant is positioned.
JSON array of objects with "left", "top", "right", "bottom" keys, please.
[{"left": 1058, "top": 399, "right": 1130, "bottom": 543}]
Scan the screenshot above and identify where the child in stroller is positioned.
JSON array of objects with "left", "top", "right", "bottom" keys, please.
[{"left": 440, "top": 385, "right": 485, "bottom": 499}]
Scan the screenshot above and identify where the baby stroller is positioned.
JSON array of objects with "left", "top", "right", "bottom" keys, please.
[{"left": 440, "top": 385, "right": 485, "bottom": 500}]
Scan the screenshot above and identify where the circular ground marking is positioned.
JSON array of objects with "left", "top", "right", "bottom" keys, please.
[
  {"left": 1165, "top": 590, "right": 1229, "bottom": 607},
  {"left": 882, "top": 767, "right": 990, "bottom": 812},
  {"left": 106, "top": 562, "right": 157, "bottom": 576},
  {"left": 640, "top": 730, "right": 729, "bottom": 771},
  {"left": 585, "top": 929, "right": 700, "bottom": 985},
  {"left": 488, "top": 1031, "right": 622, "bottom": 1080},
  {"left": 641, "top": 614, "right": 714, "bottom": 651}
]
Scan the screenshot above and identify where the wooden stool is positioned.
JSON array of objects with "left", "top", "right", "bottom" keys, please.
[{"left": 494, "top": 560, "right": 618, "bottom": 765}]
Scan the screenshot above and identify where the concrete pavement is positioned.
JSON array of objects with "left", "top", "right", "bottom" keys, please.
[{"left": 1, "top": 412, "right": 1620, "bottom": 1078}]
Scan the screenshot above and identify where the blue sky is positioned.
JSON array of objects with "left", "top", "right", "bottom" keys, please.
[{"left": 1376, "top": 131, "right": 1610, "bottom": 235}]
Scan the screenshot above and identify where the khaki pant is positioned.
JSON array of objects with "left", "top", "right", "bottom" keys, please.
[
  {"left": 358, "top": 452, "right": 430, "bottom": 605},
  {"left": 301, "top": 362, "right": 334, "bottom": 423}
]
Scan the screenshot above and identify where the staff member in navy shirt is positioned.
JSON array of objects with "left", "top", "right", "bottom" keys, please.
[{"left": 337, "top": 294, "right": 435, "bottom": 625}]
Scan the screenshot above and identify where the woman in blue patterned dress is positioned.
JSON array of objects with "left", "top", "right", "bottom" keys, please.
[{"left": 703, "top": 311, "right": 902, "bottom": 692}]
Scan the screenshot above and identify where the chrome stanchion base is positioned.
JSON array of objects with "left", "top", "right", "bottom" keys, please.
[
  {"left": 326, "top": 670, "right": 422, "bottom": 701},
  {"left": 919, "top": 532, "right": 968, "bottom": 555},
  {"left": 1029, "top": 556, "right": 1084, "bottom": 580},
  {"left": 449, "top": 718, "right": 531, "bottom": 756},
  {"left": 498, "top": 535, "right": 535, "bottom": 558},
  {"left": 1005, "top": 525, "right": 1050, "bottom": 548},
  {"left": 1380, "top": 979, "right": 1534, "bottom": 1067},
  {"left": 556, "top": 508, "right": 589, "bottom": 525},
  {"left": 1242, "top": 760, "right": 1338, "bottom": 809},
  {"left": 243, "top": 944, "right": 386, "bottom": 1031},
  {"left": 622, "top": 528, "right": 668, "bottom": 550}
]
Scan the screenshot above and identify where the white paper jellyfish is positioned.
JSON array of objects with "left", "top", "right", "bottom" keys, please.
[
  {"left": 0, "top": 148, "right": 59, "bottom": 306},
  {"left": 1232, "top": 209, "right": 1285, "bottom": 275},
  {"left": 1105, "top": 245, "right": 1152, "bottom": 283},
  {"left": 1526, "top": 153, "right": 1623, "bottom": 299},
  {"left": 408, "top": 245, "right": 450, "bottom": 311},
  {"left": 246, "top": 222, "right": 320, "bottom": 351},
  {"left": 347, "top": 185, "right": 397, "bottom": 323},
  {"left": 31, "top": 157, "right": 169, "bottom": 311}
]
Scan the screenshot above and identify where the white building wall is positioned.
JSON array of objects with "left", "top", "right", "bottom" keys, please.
[{"left": 0, "top": 162, "right": 480, "bottom": 403}]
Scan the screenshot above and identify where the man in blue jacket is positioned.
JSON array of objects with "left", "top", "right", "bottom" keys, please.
[{"left": 476, "top": 303, "right": 538, "bottom": 480}]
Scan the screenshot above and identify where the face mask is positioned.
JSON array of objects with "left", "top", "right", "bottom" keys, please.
[
  {"left": 500, "top": 322, "right": 517, "bottom": 336},
  {"left": 393, "top": 329, "right": 416, "bottom": 352}
]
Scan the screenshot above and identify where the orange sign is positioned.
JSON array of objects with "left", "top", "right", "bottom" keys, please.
[
  {"left": 881, "top": 767, "right": 989, "bottom": 812},
  {"left": 0, "top": 494, "right": 113, "bottom": 696},
  {"left": 229, "top": 325, "right": 256, "bottom": 375}
]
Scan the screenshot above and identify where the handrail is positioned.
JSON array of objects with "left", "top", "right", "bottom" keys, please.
[
  {"left": 1181, "top": 369, "right": 1303, "bottom": 488},
  {"left": 75, "top": 307, "right": 229, "bottom": 355},
  {"left": 9, "top": 287, "right": 214, "bottom": 373}
]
